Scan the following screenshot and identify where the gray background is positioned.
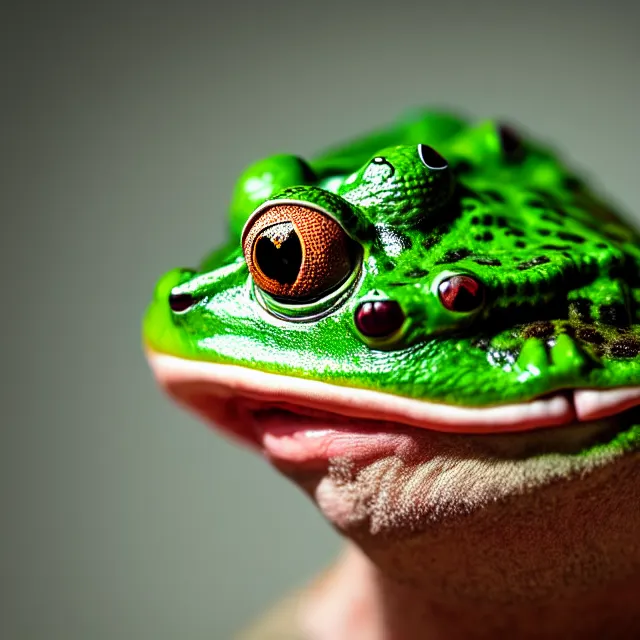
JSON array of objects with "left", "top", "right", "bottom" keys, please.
[{"left": 3, "top": 1, "right": 639, "bottom": 638}]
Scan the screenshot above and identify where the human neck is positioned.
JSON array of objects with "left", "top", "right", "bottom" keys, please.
[{"left": 299, "top": 543, "right": 639, "bottom": 640}]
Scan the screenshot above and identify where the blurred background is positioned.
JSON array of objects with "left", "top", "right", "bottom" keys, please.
[{"left": 2, "top": 0, "right": 639, "bottom": 638}]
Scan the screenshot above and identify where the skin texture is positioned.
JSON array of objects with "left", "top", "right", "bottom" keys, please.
[
  {"left": 145, "top": 113, "right": 640, "bottom": 406},
  {"left": 143, "top": 110, "right": 640, "bottom": 638}
]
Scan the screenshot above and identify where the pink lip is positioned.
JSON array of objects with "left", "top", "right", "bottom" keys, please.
[{"left": 145, "top": 350, "right": 640, "bottom": 465}]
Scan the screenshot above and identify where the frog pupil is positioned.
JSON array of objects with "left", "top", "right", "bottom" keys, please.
[{"left": 254, "top": 222, "right": 303, "bottom": 285}]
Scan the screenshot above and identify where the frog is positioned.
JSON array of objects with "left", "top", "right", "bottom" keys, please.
[{"left": 144, "top": 110, "right": 640, "bottom": 639}]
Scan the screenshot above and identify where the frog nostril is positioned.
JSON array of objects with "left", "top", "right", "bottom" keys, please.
[
  {"left": 169, "top": 292, "right": 197, "bottom": 313},
  {"left": 355, "top": 300, "right": 405, "bottom": 338}
]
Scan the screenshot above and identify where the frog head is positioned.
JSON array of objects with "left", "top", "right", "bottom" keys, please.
[{"left": 144, "top": 114, "right": 640, "bottom": 600}]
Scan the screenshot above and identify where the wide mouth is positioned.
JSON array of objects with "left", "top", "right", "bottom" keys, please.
[{"left": 146, "top": 350, "right": 640, "bottom": 447}]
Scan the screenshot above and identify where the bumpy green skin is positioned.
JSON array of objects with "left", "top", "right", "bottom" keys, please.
[{"left": 144, "top": 110, "right": 640, "bottom": 408}]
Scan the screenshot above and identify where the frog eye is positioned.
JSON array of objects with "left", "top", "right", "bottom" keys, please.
[
  {"left": 417, "top": 144, "right": 449, "bottom": 170},
  {"left": 242, "top": 203, "right": 355, "bottom": 301},
  {"left": 438, "top": 275, "right": 485, "bottom": 312}
]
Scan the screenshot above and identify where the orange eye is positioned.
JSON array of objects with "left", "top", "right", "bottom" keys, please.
[{"left": 242, "top": 204, "right": 354, "bottom": 301}]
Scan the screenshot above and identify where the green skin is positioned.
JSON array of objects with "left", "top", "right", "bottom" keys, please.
[{"left": 144, "top": 110, "right": 640, "bottom": 446}]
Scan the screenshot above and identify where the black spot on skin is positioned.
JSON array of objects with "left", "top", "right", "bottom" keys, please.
[
  {"left": 422, "top": 236, "right": 441, "bottom": 251},
  {"left": 496, "top": 216, "right": 508, "bottom": 228},
  {"left": 435, "top": 248, "right": 473, "bottom": 264},
  {"left": 482, "top": 231, "right": 494, "bottom": 241},
  {"left": 515, "top": 240, "right": 526, "bottom": 248},
  {"left": 553, "top": 208, "right": 570, "bottom": 218},
  {"left": 505, "top": 228, "right": 525, "bottom": 237},
  {"left": 538, "top": 229, "right": 551, "bottom": 236},
  {"left": 530, "top": 188, "right": 555, "bottom": 200},
  {"left": 471, "top": 215, "right": 480, "bottom": 224},
  {"left": 577, "top": 327, "right": 605, "bottom": 345},
  {"left": 609, "top": 337, "right": 640, "bottom": 358},
  {"left": 596, "top": 242, "right": 608, "bottom": 249},
  {"left": 405, "top": 268, "right": 429, "bottom": 278},
  {"left": 482, "top": 215, "right": 493, "bottom": 226},
  {"left": 527, "top": 199, "right": 546, "bottom": 209},
  {"left": 540, "top": 213, "right": 564, "bottom": 225},
  {"left": 599, "top": 303, "right": 630, "bottom": 328},
  {"left": 474, "top": 235, "right": 484, "bottom": 242},
  {"left": 569, "top": 298, "right": 593, "bottom": 323},
  {"left": 557, "top": 232, "right": 585, "bottom": 244},
  {"left": 383, "top": 261, "right": 395, "bottom": 271},
  {"left": 482, "top": 190, "right": 505, "bottom": 203},
  {"left": 473, "top": 258, "right": 502, "bottom": 266},
  {"left": 462, "top": 200, "right": 480, "bottom": 213},
  {"left": 517, "top": 256, "right": 551, "bottom": 270},
  {"left": 540, "top": 244, "right": 571, "bottom": 251},
  {"left": 388, "top": 282, "right": 406, "bottom": 287},
  {"left": 522, "top": 321, "right": 555, "bottom": 339}
]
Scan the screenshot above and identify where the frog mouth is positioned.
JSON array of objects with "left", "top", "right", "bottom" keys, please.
[{"left": 145, "top": 351, "right": 640, "bottom": 448}]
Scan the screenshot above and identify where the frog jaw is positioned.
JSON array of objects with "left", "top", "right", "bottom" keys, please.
[{"left": 146, "top": 350, "right": 640, "bottom": 449}]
